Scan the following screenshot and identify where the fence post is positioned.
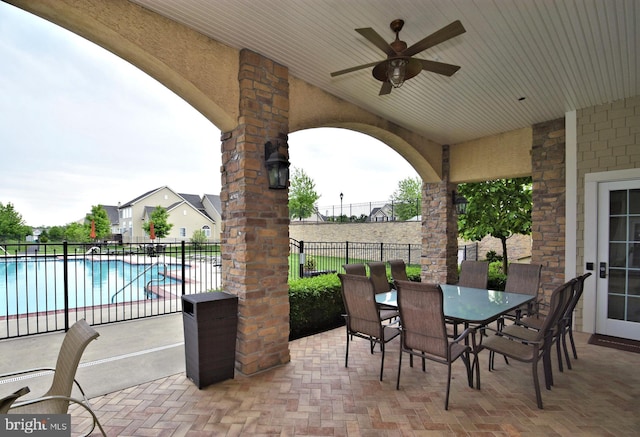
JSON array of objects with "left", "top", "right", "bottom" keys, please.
[
  {"left": 63, "top": 241, "right": 69, "bottom": 332},
  {"left": 299, "top": 240, "right": 305, "bottom": 278},
  {"left": 345, "top": 241, "right": 349, "bottom": 265},
  {"left": 380, "top": 242, "right": 384, "bottom": 261},
  {"left": 181, "top": 241, "right": 186, "bottom": 295},
  {"left": 408, "top": 243, "right": 412, "bottom": 265}
]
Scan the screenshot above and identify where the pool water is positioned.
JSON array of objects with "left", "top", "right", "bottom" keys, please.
[{"left": 0, "top": 258, "right": 181, "bottom": 316}]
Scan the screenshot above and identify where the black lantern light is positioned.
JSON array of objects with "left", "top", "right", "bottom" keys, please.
[
  {"left": 452, "top": 190, "right": 468, "bottom": 215},
  {"left": 265, "top": 138, "right": 290, "bottom": 189}
]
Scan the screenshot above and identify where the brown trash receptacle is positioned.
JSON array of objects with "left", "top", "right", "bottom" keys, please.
[{"left": 181, "top": 292, "right": 238, "bottom": 389}]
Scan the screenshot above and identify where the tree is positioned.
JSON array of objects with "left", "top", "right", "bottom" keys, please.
[
  {"left": 143, "top": 206, "right": 173, "bottom": 239},
  {"left": 64, "top": 222, "right": 87, "bottom": 242},
  {"left": 390, "top": 177, "right": 422, "bottom": 221},
  {"left": 457, "top": 177, "right": 532, "bottom": 274},
  {"left": 85, "top": 205, "right": 111, "bottom": 240},
  {"left": 191, "top": 229, "right": 207, "bottom": 249},
  {"left": 288, "top": 167, "right": 320, "bottom": 220},
  {"left": 48, "top": 226, "right": 66, "bottom": 242},
  {"left": 0, "top": 202, "right": 29, "bottom": 242}
]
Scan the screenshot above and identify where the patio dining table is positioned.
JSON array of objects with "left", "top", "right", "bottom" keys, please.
[
  {"left": 376, "top": 284, "right": 536, "bottom": 328},
  {"left": 376, "top": 284, "right": 537, "bottom": 387}
]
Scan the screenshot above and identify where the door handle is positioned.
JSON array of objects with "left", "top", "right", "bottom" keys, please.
[{"left": 599, "top": 262, "right": 607, "bottom": 278}]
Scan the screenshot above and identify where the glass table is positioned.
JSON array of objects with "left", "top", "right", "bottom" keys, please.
[
  {"left": 376, "top": 284, "right": 537, "bottom": 388},
  {"left": 376, "top": 284, "right": 535, "bottom": 326}
]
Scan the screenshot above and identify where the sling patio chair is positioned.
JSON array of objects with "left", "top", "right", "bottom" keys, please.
[
  {"left": 477, "top": 278, "right": 574, "bottom": 409},
  {"left": 394, "top": 280, "right": 474, "bottom": 410},
  {"left": 0, "top": 387, "right": 30, "bottom": 414},
  {"left": 388, "top": 259, "right": 408, "bottom": 282},
  {"left": 449, "top": 260, "right": 490, "bottom": 337},
  {"left": 457, "top": 260, "right": 489, "bottom": 289},
  {"left": 1, "top": 319, "right": 106, "bottom": 436},
  {"left": 498, "top": 263, "right": 543, "bottom": 329},
  {"left": 338, "top": 273, "right": 400, "bottom": 381},
  {"left": 560, "top": 272, "right": 592, "bottom": 366},
  {"left": 515, "top": 273, "right": 592, "bottom": 371},
  {"left": 342, "top": 263, "right": 366, "bottom": 276},
  {"left": 367, "top": 261, "right": 399, "bottom": 321},
  {"left": 500, "top": 278, "right": 576, "bottom": 387}
]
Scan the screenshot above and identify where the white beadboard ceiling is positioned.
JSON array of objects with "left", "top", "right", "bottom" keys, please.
[{"left": 131, "top": 0, "right": 639, "bottom": 145}]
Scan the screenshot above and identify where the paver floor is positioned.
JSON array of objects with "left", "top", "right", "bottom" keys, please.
[{"left": 76, "top": 327, "right": 640, "bottom": 436}]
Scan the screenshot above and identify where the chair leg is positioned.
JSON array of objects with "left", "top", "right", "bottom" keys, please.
[
  {"left": 379, "top": 341, "right": 385, "bottom": 381},
  {"left": 396, "top": 348, "right": 403, "bottom": 390},
  {"left": 345, "top": 327, "right": 350, "bottom": 368},
  {"left": 562, "top": 330, "right": 573, "bottom": 370},
  {"left": 556, "top": 333, "right": 564, "bottom": 373},
  {"left": 533, "top": 359, "right": 543, "bottom": 409},
  {"left": 445, "top": 363, "right": 452, "bottom": 410},
  {"left": 568, "top": 326, "right": 578, "bottom": 359}
]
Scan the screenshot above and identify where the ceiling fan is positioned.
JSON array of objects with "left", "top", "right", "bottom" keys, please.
[{"left": 330, "top": 19, "right": 466, "bottom": 95}]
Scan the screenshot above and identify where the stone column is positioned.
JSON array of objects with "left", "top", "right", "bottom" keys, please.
[
  {"left": 531, "top": 118, "right": 566, "bottom": 297},
  {"left": 421, "top": 145, "right": 458, "bottom": 284},
  {"left": 220, "top": 50, "right": 290, "bottom": 375}
]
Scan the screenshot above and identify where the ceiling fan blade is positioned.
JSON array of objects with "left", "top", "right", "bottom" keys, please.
[
  {"left": 330, "top": 61, "right": 380, "bottom": 77},
  {"left": 418, "top": 59, "right": 461, "bottom": 76},
  {"left": 379, "top": 81, "right": 392, "bottom": 95},
  {"left": 356, "top": 27, "right": 396, "bottom": 56},
  {"left": 403, "top": 20, "right": 466, "bottom": 57}
]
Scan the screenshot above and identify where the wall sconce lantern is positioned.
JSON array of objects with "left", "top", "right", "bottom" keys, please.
[
  {"left": 265, "top": 138, "right": 290, "bottom": 189},
  {"left": 452, "top": 191, "right": 468, "bottom": 215}
]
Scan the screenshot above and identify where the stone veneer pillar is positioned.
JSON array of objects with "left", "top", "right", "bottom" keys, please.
[
  {"left": 422, "top": 145, "right": 459, "bottom": 284},
  {"left": 220, "top": 50, "right": 291, "bottom": 375},
  {"left": 531, "top": 118, "right": 566, "bottom": 297}
]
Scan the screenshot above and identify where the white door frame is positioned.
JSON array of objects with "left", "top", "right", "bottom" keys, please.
[{"left": 584, "top": 168, "right": 640, "bottom": 334}]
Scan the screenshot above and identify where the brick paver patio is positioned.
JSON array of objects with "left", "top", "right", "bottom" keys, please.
[{"left": 72, "top": 327, "right": 640, "bottom": 436}]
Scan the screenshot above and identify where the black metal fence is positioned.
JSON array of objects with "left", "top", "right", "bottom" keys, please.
[
  {"left": 289, "top": 239, "right": 479, "bottom": 279},
  {"left": 289, "top": 239, "right": 422, "bottom": 279},
  {"left": 2, "top": 238, "right": 478, "bottom": 338},
  {"left": 0, "top": 241, "right": 221, "bottom": 339}
]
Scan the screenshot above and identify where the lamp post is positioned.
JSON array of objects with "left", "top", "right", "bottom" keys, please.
[{"left": 340, "top": 192, "right": 344, "bottom": 223}]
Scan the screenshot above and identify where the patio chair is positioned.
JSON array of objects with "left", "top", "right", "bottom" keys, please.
[
  {"left": 342, "top": 263, "right": 366, "bottom": 276},
  {"left": 516, "top": 273, "right": 592, "bottom": 371},
  {"left": 457, "top": 260, "right": 489, "bottom": 289},
  {"left": 561, "top": 272, "right": 592, "bottom": 365},
  {"left": 498, "top": 263, "right": 542, "bottom": 328},
  {"left": 477, "top": 278, "right": 574, "bottom": 409},
  {"left": 388, "top": 259, "right": 408, "bottom": 282},
  {"left": 394, "top": 280, "right": 474, "bottom": 410},
  {"left": 2, "top": 319, "right": 106, "bottom": 436},
  {"left": 338, "top": 273, "right": 400, "bottom": 381},
  {"left": 367, "top": 261, "right": 399, "bottom": 320},
  {"left": 501, "top": 278, "right": 576, "bottom": 385},
  {"left": 0, "top": 387, "right": 30, "bottom": 414}
]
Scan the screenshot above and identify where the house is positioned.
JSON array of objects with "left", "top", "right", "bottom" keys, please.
[
  {"left": 369, "top": 204, "right": 397, "bottom": 222},
  {"left": 117, "top": 186, "right": 221, "bottom": 243}
]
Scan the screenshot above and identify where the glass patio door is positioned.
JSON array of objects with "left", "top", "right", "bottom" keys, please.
[{"left": 596, "top": 180, "right": 640, "bottom": 340}]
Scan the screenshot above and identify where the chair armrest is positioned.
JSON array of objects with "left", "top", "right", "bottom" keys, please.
[
  {"left": 11, "top": 394, "right": 106, "bottom": 436},
  {"left": 451, "top": 326, "right": 477, "bottom": 349}
]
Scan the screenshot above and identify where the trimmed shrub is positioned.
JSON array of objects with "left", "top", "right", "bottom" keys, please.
[
  {"left": 488, "top": 261, "right": 506, "bottom": 290},
  {"left": 288, "top": 274, "right": 344, "bottom": 340}
]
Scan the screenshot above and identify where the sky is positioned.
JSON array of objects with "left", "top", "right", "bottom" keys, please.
[{"left": 0, "top": 3, "right": 418, "bottom": 227}]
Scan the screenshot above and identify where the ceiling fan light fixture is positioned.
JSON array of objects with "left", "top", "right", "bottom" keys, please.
[{"left": 387, "top": 58, "right": 408, "bottom": 88}]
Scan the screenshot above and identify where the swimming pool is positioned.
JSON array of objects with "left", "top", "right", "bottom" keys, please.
[{"left": 0, "top": 258, "right": 182, "bottom": 317}]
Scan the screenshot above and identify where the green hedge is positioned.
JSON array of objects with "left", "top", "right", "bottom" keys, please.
[
  {"left": 288, "top": 274, "right": 345, "bottom": 340},
  {"left": 288, "top": 262, "right": 506, "bottom": 340},
  {"left": 288, "top": 266, "right": 421, "bottom": 340}
]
